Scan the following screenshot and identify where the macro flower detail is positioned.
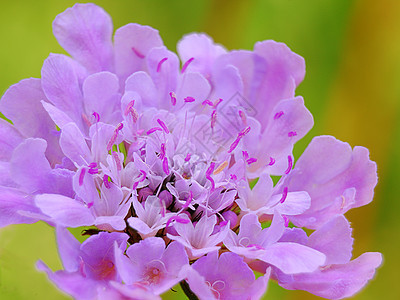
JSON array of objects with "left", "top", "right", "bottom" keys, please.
[{"left": 0, "top": 3, "right": 382, "bottom": 299}]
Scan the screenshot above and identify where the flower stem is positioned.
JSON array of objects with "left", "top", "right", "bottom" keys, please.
[{"left": 180, "top": 280, "right": 199, "bottom": 300}]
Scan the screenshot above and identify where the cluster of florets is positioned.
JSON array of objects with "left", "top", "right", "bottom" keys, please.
[{"left": 0, "top": 3, "right": 381, "bottom": 300}]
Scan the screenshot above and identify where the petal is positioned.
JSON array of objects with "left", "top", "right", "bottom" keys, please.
[
  {"left": 59, "top": 122, "right": 92, "bottom": 166},
  {"left": 125, "top": 71, "right": 157, "bottom": 108},
  {"left": 0, "top": 78, "right": 63, "bottom": 163},
  {"left": 146, "top": 46, "right": 180, "bottom": 109},
  {"left": 53, "top": 3, "right": 114, "bottom": 73},
  {"left": 82, "top": 71, "right": 120, "bottom": 123},
  {"left": 0, "top": 119, "right": 23, "bottom": 161},
  {"left": 177, "top": 33, "right": 227, "bottom": 76},
  {"left": 261, "top": 242, "right": 326, "bottom": 274},
  {"left": 287, "top": 136, "right": 378, "bottom": 229},
  {"left": 114, "top": 23, "right": 163, "bottom": 83},
  {"left": 307, "top": 215, "right": 353, "bottom": 265},
  {"left": 0, "top": 186, "right": 41, "bottom": 227},
  {"left": 279, "top": 252, "right": 382, "bottom": 300},
  {"left": 126, "top": 237, "right": 166, "bottom": 268},
  {"left": 56, "top": 227, "right": 81, "bottom": 272},
  {"left": 35, "top": 194, "right": 95, "bottom": 227},
  {"left": 10, "top": 138, "right": 51, "bottom": 194},
  {"left": 41, "top": 54, "right": 86, "bottom": 122},
  {"left": 176, "top": 72, "right": 211, "bottom": 109},
  {"left": 250, "top": 97, "right": 313, "bottom": 174},
  {"left": 36, "top": 260, "right": 98, "bottom": 300}
]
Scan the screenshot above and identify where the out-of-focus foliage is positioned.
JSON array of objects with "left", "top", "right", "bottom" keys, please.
[{"left": 1, "top": 0, "right": 399, "bottom": 299}]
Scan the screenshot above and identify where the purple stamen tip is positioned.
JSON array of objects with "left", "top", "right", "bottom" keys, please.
[
  {"left": 131, "top": 47, "right": 145, "bottom": 59},
  {"left": 92, "top": 112, "right": 100, "bottom": 123},
  {"left": 181, "top": 57, "right": 194, "bottom": 73},
  {"left": 202, "top": 99, "right": 213, "bottom": 106},
  {"left": 79, "top": 168, "right": 86, "bottom": 186},
  {"left": 88, "top": 168, "right": 99, "bottom": 175},
  {"left": 280, "top": 187, "right": 288, "bottom": 204},
  {"left": 285, "top": 156, "right": 293, "bottom": 174},
  {"left": 146, "top": 127, "right": 162, "bottom": 135},
  {"left": 283, "top": 215, "right": 290, "bottom": 227},
  {"left": 268, "top": 157, "right": 275, "bottom": 166},
  {"left": 242, "top": 151, "right": 249, "bottom": 160},
  {"left": 124, "top": 100, "right": 135, "bottom": 116},
  {"left": 288, "top": 131, "right": 297, "bottom": 137},
  {"left": 185, "top": 153, "right": 191, "bottom": 162},
  {"left": 184, "top": 96, "right": 195, "bottom": 103},
  {"left": 157, "top": 57, "right": 168, "bottom": 72},
  {"left": 103, "top": 175, "right": 111, "bottom": 189},
  {"left": 157, "top": 119, "right": 169, "bottom": 133},
  {"left": 211, "top": 110, "right": 217, "bottom": 128},
  {"left": 89, "top": 162, "right": 97, "bottom": 168},
  {"left": 87, "top": 202, "right": 94, "bottom": 209},
  {"left": 117, "top": 123, "right": 124, "bottom": 131},
  {"left": 274, "top": 111, "right": 284, "bottom": 120},
  {"left": 246, "top": 158, "right": 257, "bottom": 165},
  {"left": 169, "top": 92, "right": 177, "bottom": 106},
  {"left": 206, "top": 162, "right": 216, "bottom": 176},
  {"left": 163, "top": 157, "right": 170, "bottom": 175},
  {"left": 239, "top": 110, "right": 247, "bottom": 124}
]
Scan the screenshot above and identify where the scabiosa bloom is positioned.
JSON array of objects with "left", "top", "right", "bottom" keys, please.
[{"left": 0, "top": 3, "right": 382, "bottom": 299}]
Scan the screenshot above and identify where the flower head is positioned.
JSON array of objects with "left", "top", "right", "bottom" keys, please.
[{"left": 0, "top": 3, "right": 382, "bottom": 299}]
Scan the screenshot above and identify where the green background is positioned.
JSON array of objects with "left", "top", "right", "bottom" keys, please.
[{"left": 0, "top": 0, "right": 398, "bottom": 299}]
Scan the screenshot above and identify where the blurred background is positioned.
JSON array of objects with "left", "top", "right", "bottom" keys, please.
[{"left": 0, "top": 0, "right": 398, "bottom": 299}]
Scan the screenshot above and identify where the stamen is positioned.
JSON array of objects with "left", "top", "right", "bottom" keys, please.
[
  {"left": 283, "top": 215, "right": 290, "bottom": 227},
  {"left": 246, "top": 158, "right": 257, "bottom": 165},
  {"left": 213, "top": 161, "right": 228, "bottom": 175},
  {"left": 107, "top": 123, "right": 124, "bottom": 151},
  {"left": 79, "top": 168, "right": 86, "bottom": 186},
  {"left": 206, "top": 162, "right": 216, "bottom": 176},
  {"left": 131, "top": 47, "right": 145, "bottom": 58},
  {"left": 202, "top": 99, "right": 213, "bottom": 106},
  {"left": 211, "top": 110, "right": 217, "bottom": 128},
  {"left": 156, "top": 57, "right": 168, "bottom": 72},
  {"left": 162, "top": 157, "right": 170, "bottom": 175},
  {"left": 242, "top": 151, "right": 249, "bottom": 160},
  {"left": 124, "top": 100, "right": 135, "bottom": 116},
  {"left": 207, "top": 175, "right": 215, "bottom": 192},
  {"left": 157, "top": 119, "right": 169, "bottom": 133},
  {"left": 169, "top": 92, "right": 177, "bottom": 106},
  {"left": 268, "top": 157, "right": 275, "bottom": 166},
  {"left": 182, "top": 191, "right": 193, "bottom": 210},
  {"left": 103, "top": 175, "right": 111, "bottom": 189},
  {"left": 288, "top": 131, "right": 297, "bottom": 137},
  {"left": 184, "top": 153, "right": 191, "bottom": 162},
  {"left": 146, "top": 127, "right": 162, "bottom": 135},
  {"left": 280, "top": 187, "right": 288, "bottom": 203},
  {"left": 87, "top": 202, "right": 94, "bottom": 208},
  {"left": 88, "top": 168, "right": 99, "bottom": 175},
  {"left": 274, "top": 111, "right": 284, "bottom": 119},
  {"left": 238, "top": 110, "right": 247, "bottom": 124},
  {"left": 184, "top": 96, "right": 195, "bottom": 103},
  {"left": 165, "top": 215, "right": 190, "bottom": 228},
  {"left": 92, "top": 112, "right": 100, "bottom": 123},
  {"left": 181, "top": 57, "right": 194, "bottom": 73},
  {"left": 89, "top": 162, "right": 97, "bottom": 168},
  {"left": 213, "top": 98, "right": 223, "bottom": 108},
  {"left": 160, "top": 143, "right": 166, "bottom": 160},
  {"left": 285, "top": 156, "right": 293, "bottom": 174},
  {"left": 239, "top": 126, "right": 251, "bottom": 137},
  {"left": 112, "top": 152, "right": 122, "bottom": 171}
]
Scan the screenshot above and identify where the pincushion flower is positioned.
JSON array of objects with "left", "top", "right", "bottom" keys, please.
[{"left": 0, "top": 3, "right": 382, "bottom": 299}]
